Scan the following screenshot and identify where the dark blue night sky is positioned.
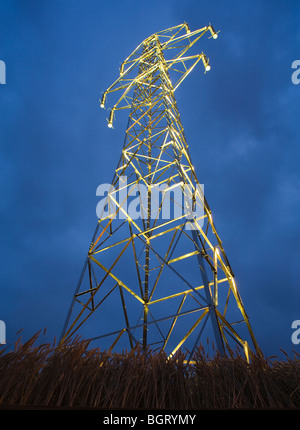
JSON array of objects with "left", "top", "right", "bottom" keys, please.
[{"left": 0, "top": 0, "right": 299, "bottom": 358}]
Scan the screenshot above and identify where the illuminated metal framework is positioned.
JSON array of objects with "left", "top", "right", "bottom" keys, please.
[{"left": 60, "top": 23, "right": 260, "bottom": 360}]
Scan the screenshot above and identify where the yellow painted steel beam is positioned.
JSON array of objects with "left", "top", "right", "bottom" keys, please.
[
  {"left": 89, "top": 254, "right": 145, "bottom": 305},
  {"left": 169, "top": 308, "right": 210, "bottom": 358},
  {"left": 148, "top": 278, "right": 228, "bottom": 305}
]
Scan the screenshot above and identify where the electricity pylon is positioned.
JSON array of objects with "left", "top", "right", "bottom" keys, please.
[{"left": 60, "top": 23, "right": 261, "bottom": 361}]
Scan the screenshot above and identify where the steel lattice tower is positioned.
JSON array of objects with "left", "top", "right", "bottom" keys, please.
[{"left": 60, "top": 23, "right": 260, "bottom": 361}]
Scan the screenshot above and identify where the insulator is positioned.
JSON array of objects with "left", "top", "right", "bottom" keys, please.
[
  {"left": 108, "top": 108, "right": 115, "bottom": 128},
  {"left": 208, "top": 24, "right": 218, "bottom": 39},
  {"left": 100, "top": 92, "right": 107, "bottom": 109},
  {"left": 185, "top": 23, "right": 191, "bottom": 34},
  {"left": 202, "top": 54, "right": 211, "bottom": 71}
]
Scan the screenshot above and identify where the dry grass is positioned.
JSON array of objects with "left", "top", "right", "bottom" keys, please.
[{"left": 0, "top": 330, "right": 300, "bottom": 409}]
